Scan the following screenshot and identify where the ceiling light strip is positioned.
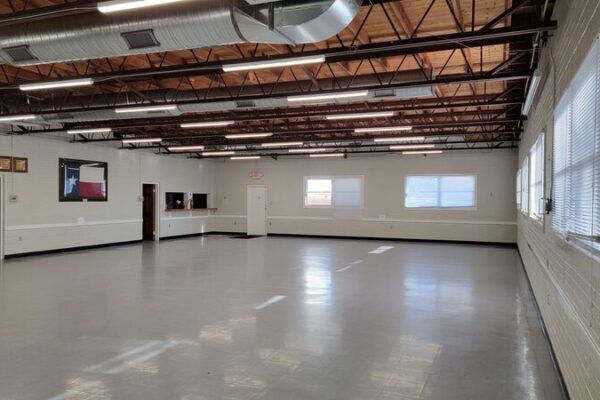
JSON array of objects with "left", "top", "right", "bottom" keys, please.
[
  {"left": 19, "top": 78, "right": 94, "bottom": 91},
  {"left": 0, "top": 114, "right": 37, "bottom": 122},
  {"left": 202, "top": 151, "right": 236, "bottom": 156},
  {"left": 373, "top": 136, "right": 425, "bottom": 143},
  {"left": 122, "top": 138, "right": 162, "bottom": 144},
  {"left": 261, "top": 141, "right": 303, "bottom": 148},
  {"left": 168, "top": 145, "right": 205, "bottom": 151},
  {"left": 115, "top": 104, "right": 178, "bottom": 113},
  {"left": 97, "top": 0, "right": 187, "bottom": 13},
  {"left": 231, "top": 156, "right": 261, "bottom": 160},
  {"left": 181, "top": 121, "right": 234, "bottom": 128},
  {"left": 66, "top": 128, "right": 112, "bottom": 135},
  {"left": 309, "top": 153, "right": 345, "bottom": 158},
  {"left": 225, "top": 133, "right": 273, "bottom": 139},
  {"left": 402, "top": 150, "right": 443, "bottom": 155},
  {"left": 223, "top": 55, "right": 325, "bottom": 72},
  {"left": 288, "top": 90, "right": 369, "bottom": 103},
  {"left": 326, "top": 111, "right": 395, "bottom": 120},
  {"left": 355, "top": 125, "right": 412, "bottom": 133},
  {"left": 389, "top": 144, "right": 436, "bottom": 150}
]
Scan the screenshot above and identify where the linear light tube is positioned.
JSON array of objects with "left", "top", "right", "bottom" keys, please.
[
  {"left": 231, "top": 156, "right": 261, "bottom": 160},
  {"left": 389, "top": 144, "right": 436, "bottom": 150},
  {"left": 222, "top": 56, "right": 325, "bottom": 72},
  {"left": 98, "top": 0, "right": 187, "bottom": 14},
  {"left": 115, "top": 104, "right": 178, "bottom": 113},
  {"left": 202, "top": 151, "right": 235, "bottom": 156},
  {"left": 19, "top": 78, "right": 94, "bottom": 91},
  {"left": 309, "top": 153, "right": 345, "bottom": 158},
  {"left": 374, "top": 136, "right": 425, "bottom": 143},
  {"left": 402, "top": 150, "right": 443, "bottom": 155},
  {"left": 261, "top": 141, "right": 303, "bottom": 147},
  {"left": 181, "top": 121, "right": 234, "bottom": 128},
  {"left": 225, "top": 133, "right": 273, "bottom": 139},
  {"left": 167, "top": 145, "right": 205, "bottom": 151},
  {"left": 288, "top": 90, "right": 369, "bottom": 103},
  {"left": 0, "top": 114, "right": 36, "bottom": 122},
  {"left": 522, "top": 69, "right": 542, "bottom": 116},
  {"left": 355, "top": 126, "right": 412, "bottom": 133},
  {"left": 66, "top": 128, "right": 112, "bottom": 135},
  {"left": 288, "top": 148, "right": 330, "bottom": 153},
  {"left": 326, "top": 111, "right": 395, "bottom": 120},
  {"left": 122, "top": 138, "right": 162, "bottom": 144}
]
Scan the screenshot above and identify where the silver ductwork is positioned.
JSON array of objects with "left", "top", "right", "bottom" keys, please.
[{"left": 0, "top": 0, "right": 362, "bottom": 66}]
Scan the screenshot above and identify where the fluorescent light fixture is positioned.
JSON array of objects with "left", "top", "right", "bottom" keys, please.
[
  {"left": 66, "top": 128, "right": 112, "bottom": 135},
  {"left": 261, "top": 141, "right": 303, "bottom": 148},
  {"left": 167, "top": 145, "right": 205, "bottom": 151},
  {"left": 402, "top": 150, "right": 443, "bottom": 155},
  {"left": 288, "top": 148, "right": 330, "bottom": 153},
  {"left": 288, "top": 90, "right": 369, "bottom": 103},
  {"left": 202, "top": 151, "right": 235, "bottom": 156},
  {"left": 309, "top": 153, "right": 344, "bottom": 158},
  {"left": 231, "top": 156, "right": 261, "bottom": 160},
  {"left": 181, "top": 121, "right": 234, "bottom": 128},
  {"left": 355, "top": 125, "right": 412, "bottom": 133},
  {"left": 374, "top": 136, "right": 425, "bottom": 143},
  {"left": 0, "top": 114, "right": 37, "bottom": 122},
  {"left": 326, "top": 111, "right": 395, "bottom": 120},
  {"left": 115, "top": 104, "right": 178, "bottom": 113},
  {"left": 389, "top": 144, "right": 436, "bottom": 150},
  {"left": 223, "top": 55, "right": 325, "bottom": 72},
  {"left": 97, "top": 0, "right": 187, "bottom": 13},
  {"left": 122, "top": 138, "right": 162, "bottom": 144},
  {"left": 225, "top": 133, "right": 273, "bottom": 139},
  {"left": 522, "top": 69, "right": 542, "bottom": 116},
  {"left": 19, "top": 78, "right": 94, "bottom": 91}
]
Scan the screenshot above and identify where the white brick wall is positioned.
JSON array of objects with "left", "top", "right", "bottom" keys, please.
[{"left": 518, "top": 0, "right": 600, "bottom": 399}]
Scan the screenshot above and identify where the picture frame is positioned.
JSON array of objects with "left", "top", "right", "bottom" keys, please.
[
  {"left": 12, "top": 157, "right": 28, "bottom": 173},
  {"left": 59, "top": 158, "right": 108, "bottom": 202},
  {"left": 0, "top": 156, "right": 11, "bottom": 172}
]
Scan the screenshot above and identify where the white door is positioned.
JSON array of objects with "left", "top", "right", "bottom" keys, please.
[{"left": 247, "top": 186, "right": 267, "bottom": 236}]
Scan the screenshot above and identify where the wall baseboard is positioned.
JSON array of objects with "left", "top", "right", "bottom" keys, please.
[
  {"left": 4, "top": 240, "right": 143, "bottom": 259},
  {"left": 266, "top": 233, "right": 517, "bottom": 247},
  {"left": 516, "top": 245, "right": 571, "bottom": 400}
]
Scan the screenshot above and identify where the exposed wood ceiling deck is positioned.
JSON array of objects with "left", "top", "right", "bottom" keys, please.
[{"left": 0, "top": 0, "right": 556, "bottom": 158}]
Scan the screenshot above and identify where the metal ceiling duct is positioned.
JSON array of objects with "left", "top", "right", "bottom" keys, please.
[{"left": 0, "top": 0, "right": 361, "bottom": 66}]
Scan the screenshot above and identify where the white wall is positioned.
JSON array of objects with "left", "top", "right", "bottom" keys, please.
[
  {"left": 213, "top": 150, "right": 518, "bottom": 243},
  {"left": 1, "top": 134, "right": 215, "bottom": 256},
  {"left": 517, "top": 0, "right": 600, "bottom": 398}
]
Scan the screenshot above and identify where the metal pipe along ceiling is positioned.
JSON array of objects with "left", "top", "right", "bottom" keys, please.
[{"left": 0, "top": 0, "right": 362, "bottom": 66}]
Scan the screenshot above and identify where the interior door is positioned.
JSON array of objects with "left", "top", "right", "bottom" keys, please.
[
  {"left": 247, "top": 186, "right": 267, "bottom": 236},
  {"left": 142, "top": 184, "right": 156, "bottom": 240}
]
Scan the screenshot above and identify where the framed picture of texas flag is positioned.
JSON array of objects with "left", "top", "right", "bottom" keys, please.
[{"left": 59, "top": 158, "right": 108, "bottom": 202}]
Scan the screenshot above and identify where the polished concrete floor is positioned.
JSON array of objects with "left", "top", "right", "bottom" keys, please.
[{"left": 0, "top": 236, "right": 564, "bottom": 400}]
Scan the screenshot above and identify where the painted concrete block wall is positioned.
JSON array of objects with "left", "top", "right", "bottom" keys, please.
[
  {"left": 1, "top": 134, "right": 215, "bottom": 255},
  {"left": 517, "top": 0, "right": 600, "bottom": 398},
  {"left": 213, "top": 150, "right": 518, "bottom": 243}
]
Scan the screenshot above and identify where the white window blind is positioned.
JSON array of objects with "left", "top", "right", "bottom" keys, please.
[
  {"left": 405, "top": 175, "right": 476, "bottom": 208},
  {"left": 552, "top": 37, "right": 600, "bottom": 247},
  {"left": 516, "top": 169, "right": 522, "bottom": 211},
  {"left": 521, "top": 157, "right": 529, "bottom": 214},
  {"left": 529, "top": 134, "right": 545, "bottom": 219},
  {"left": 304, "top": 176, "right": 363, "bottom": 208}
]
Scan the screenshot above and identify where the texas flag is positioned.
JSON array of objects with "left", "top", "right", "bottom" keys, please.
[{"left": 64, "top": 164, "right": 106, "bottom": 199}]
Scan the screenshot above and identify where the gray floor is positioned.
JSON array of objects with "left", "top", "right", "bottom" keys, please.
[{"left": 0, "top": 236, "right": 564, "bottom": 400}]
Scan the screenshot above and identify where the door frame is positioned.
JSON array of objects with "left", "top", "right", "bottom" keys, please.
[
  {"left": 247, "top": 185, "right": 267, "bottom": 236},
  {"left": 142, "top": 182, "right": 160, "bottom": 241},
  {"left": 0, "top": 175, "right": 4, "bottom": 260}
]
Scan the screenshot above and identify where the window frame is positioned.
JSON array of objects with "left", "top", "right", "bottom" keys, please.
[
  {"left": 520, "top": 156, "right": 529, "bottom": 215},
  {"left": 404, "top": 174, "right": 478, "bottom": 210},
  {"left": 529, "top": 133, "right": 545, "bottom": 222},
  {"left": 303, "top": 175, "right": 364, "bottom": 209}
]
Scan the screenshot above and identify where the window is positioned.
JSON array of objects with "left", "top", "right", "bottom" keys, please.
[
  {"left": 552, "top": 38, "right": 600, "bottom": 248},
  {"left": 516, "top": 168, "right": 522, "bottom": 211},
  {"left": 405, "top": 175, "right": 476, "bottom": 208},
  {"left": 529, "top": 134, "right": 545, "bottom": 219},
  {"left": 520, "top": 157, "right": 529, "bottom": 214},
  {"left": 304, "top": 176, "right": 363, "bottom": 208}
]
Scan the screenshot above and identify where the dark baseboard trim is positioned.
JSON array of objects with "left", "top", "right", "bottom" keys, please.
[
  {"left": 266, "top": 233, "right": 517, "bottom": 247},
  {"left": 4, "top": 240, "right": 143, "bottom": 259},
  {"left": 516, "top": 245, "right": 571, "bottom": 400}
]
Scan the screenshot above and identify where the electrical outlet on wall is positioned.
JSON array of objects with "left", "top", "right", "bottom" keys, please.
[{"left": 8, "top": 194, "right": 18, "bottom": 203}]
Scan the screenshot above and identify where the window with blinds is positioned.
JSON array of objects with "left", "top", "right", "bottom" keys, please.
[
  {"left": 529, "top": 134, "right": 545, "bottom": 219},
  {"left": 516, "top": 169, "right": 522, "bottom": 211},
  {"left": 304, "top": 176, "right": 363, "bottom": 208},
  {"left": 405, "top": 175, "right": 476, "bottom": 208},
  {"left": 520, "top": 157, "right": 529, "bottom": 215},
  {"left": 552, "top": 37, "right": 599, "bottom": 248}
]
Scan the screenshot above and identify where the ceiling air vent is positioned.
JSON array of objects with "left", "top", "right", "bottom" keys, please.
[
  {"left": 236, "top": 100, "right": 256, "bottom": 109},
  {"left": 2, "top": 45, "right": 37, "bottom": 63},
  {"left": 121, "top": 29, "right": 160, "bottom": 50}
]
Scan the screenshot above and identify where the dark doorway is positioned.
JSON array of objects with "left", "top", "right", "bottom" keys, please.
[{"left": 142, "top": 184, "right": 156, "bottom": 241}]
